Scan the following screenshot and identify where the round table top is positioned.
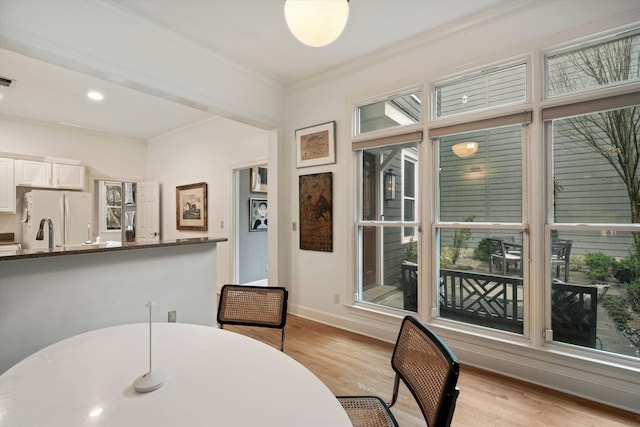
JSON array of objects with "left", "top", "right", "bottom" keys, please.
[{"left": 0, "top": 322, "right": 352, "bottom": 427}]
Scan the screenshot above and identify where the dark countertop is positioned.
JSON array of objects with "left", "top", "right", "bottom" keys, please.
[{"left": 0, "top": 237, "right": 227, "bottom": 261}]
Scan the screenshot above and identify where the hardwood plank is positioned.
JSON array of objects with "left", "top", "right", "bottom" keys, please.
[{"left": 218, "top": 314, "right": 640, "bottom": 427}]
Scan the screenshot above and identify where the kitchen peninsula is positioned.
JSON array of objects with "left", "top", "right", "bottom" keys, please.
[{"left": 0, "top": 237, "right": 226, "bottom": 374}]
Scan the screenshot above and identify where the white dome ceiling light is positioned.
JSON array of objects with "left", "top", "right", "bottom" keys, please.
[{"left": 284, "top": 0, "right": 350, "bottom": 48}]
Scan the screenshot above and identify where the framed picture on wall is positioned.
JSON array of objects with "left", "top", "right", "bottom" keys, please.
[
  {"left": 295, "top": 121, "right": 336, "bottom": 168},
  {"left": 176, "top": 182, "right": 208, "bottom": 231},
  {"left": 299, "top": 172, "right": 332, "bottom": 252},
  {"left": 250, "top": 166, "right": 268, "bottom": 193},
  {"left": 250, "top": 198, "right": 268, "bottom": 232}
]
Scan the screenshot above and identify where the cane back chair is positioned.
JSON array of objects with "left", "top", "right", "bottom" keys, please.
[
  {"left": 217, "top": 284, "right": 288, "bottom": 351},
  {"left": 337, "top": 316, "right": 460, "bottom": 427}
]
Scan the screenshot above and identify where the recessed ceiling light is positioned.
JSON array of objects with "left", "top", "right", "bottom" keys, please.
[{"left": 87, "top": 91, "right": 104, "bottom": 101}]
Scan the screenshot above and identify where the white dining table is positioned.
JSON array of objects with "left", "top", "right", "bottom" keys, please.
[{"left": 0, "top": 322, "right": 352, "bottom": 427}]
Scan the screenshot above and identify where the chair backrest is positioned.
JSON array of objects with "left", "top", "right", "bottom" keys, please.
[
  {"left": 487, "top": 238, "right": 505, "bottom": 257},
  {"left": 391, "top": 316, "right": 460, "bottom": 427},
  {"left": 552, "top": 240, "right": 572, "bottom": 261},
  {"left": 217, "top": 285, "right": 288, "bottom": 350}
]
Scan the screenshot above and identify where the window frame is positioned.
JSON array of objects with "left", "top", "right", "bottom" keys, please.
[
  {"left": 544, "top": 29, "right": 640, "bottom": 100},
  {"left": 401, "top": 149, "right": 418, "bottom": 244},
  {"left": 353, "top": 130, "right": 423, "bottom": 312},
  {"left": 99, "top": 180, "right": 123, "bottom": 236},
  {"left": 432, "top": 59, "right": 529, "bottom": 122}
]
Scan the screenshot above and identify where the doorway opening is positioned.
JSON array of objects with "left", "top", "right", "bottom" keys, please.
[{"left": 235, "top": 164, "right": 268, "bottom": 286}]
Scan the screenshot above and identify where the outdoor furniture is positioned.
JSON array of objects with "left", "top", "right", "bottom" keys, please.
[
  {"left": 440, "top": 269, "right": 524, "bottom": 334},
  {"left": 337, "top": 316, "right": 460, "bottom": 427},
  {"left": 401, "top": 261, "right": 418, "bottom": 311},
  {"left": 551, "top": 280, "right": 597, "bottom": 348},
  {"left": 217, "top": 284, "right": 288, "bottom": 351},
  {"left": 488, "top": 238, "right": 522, "bottom": 275},
  {"left": 551, "top": 239, "right": 572, "bottom": 282}
]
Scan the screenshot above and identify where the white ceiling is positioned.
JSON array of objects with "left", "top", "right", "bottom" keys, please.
[{"left": 0, "top": 0, "right": 512, "bottom": 140}]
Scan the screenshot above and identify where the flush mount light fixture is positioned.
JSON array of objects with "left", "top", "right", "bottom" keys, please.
[
  {"left": 452, "top": 142, "right": 478, "bottom": 158},
  {"left": 284, "top": 0, "right": 349, "bottom": 47},
  {"left": 87, "top": 91, "right": 104, "bottom": 101}
]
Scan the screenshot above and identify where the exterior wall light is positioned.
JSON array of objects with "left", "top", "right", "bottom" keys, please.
[
  {"left": 384, "top": 169, "right": 396, "bottom": 201},
  {"left": 452, "top": 141, "right": 478, "bottom": 158},
  {"left": 284, "top": 0, "right": 349, "bottom": 47}
]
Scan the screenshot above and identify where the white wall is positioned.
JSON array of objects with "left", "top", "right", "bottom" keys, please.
[
  {"left": 282, "top": 0, "right": 640, "bottom": 413},
  {"left": 0, "top": 242, "right": 219, "bottom": 374},
  {"left": 0, "top": 115, "right": 147, "bottom": 240},
  {"left": 146, "top": 117, "right": 270, "bottom": 286}
]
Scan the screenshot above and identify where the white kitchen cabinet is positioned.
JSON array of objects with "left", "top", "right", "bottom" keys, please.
[
  {"left": 15, "top": 160, "right": 51, "bottom": 187},
  {"left": 15, "top": 160, "right": 85, "bottom": 190},
  {"left": 0, "top": 157, "right": 16, "bottom": 213},
  {"left": 53, "top": 163, "right": 85, "bottom": 190}
]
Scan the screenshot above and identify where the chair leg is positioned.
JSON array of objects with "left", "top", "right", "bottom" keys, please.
[{"left": 280, "top": 328, "right": 285, "bottom": 352}]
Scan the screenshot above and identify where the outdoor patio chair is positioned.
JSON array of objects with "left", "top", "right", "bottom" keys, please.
[
  {"left": 551, "top": 239, "right": 572, "bottom": 282},
  {"left": 337, "top": 316, "right": 460, "bottom": 427},
  {"left": 488, "top": 238, "right": 522, "bottom": 275},
  {"left": 217, "top": 284, "right": 288, "bottom": 351}
]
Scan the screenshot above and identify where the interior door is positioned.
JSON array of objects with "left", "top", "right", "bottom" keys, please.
[
  {"left": 362, "top": 153, "right": 377, "bottom": 286},
  {"left": 136, "top": 181, "right": 160, "bottom": 243}
]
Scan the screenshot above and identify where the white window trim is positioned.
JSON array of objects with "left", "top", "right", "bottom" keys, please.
[{"left": 401, "top": 149, "right": 418, "bottom": 244}]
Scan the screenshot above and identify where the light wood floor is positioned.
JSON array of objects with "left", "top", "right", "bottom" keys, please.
[{"left": 221, "top": 314, "right": 640, "bottom": 427}]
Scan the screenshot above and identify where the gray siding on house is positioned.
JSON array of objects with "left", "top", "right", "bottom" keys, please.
[
  {"left": 436, "top": 64, "right": 526, "bottom": 118},
  {"left": 440, "top": 126, "right": 522, "bottom": 224},
  {"left": 437, "top": 108, "right": 638, "bottom": 259}
]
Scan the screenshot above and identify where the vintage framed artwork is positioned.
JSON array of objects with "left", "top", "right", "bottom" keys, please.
[
  {"left": 299, "top": 172, "right": 332, "bottom": 252},
  {"left": 249, "top": 198, "right": 268, "bottom": 232},
  {"left": 295, "top": 121, "right": 336, "bottom": 168},
  {"left": 250, "top": 166, "right": 268, "bottom": 193},
  {"left": 176, "top": 182, "right": 208, "bottom": 231}
]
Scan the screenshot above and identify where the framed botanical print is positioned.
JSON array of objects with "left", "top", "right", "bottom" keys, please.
[{"left": 176, "top": 182, "right": 208, "bottom": 231}]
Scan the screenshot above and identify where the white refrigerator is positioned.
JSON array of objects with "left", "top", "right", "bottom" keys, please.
[{"left": 22, "top": 190, "right": 92, "bottom": 249}]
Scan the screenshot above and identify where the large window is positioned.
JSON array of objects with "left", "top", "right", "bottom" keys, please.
[
  {"left": 431, "top": 62, "right": 529, "bottom": 332},
  {"left": 544, "top": 32, "right": 640, "bottom": 359},
  {"left": 355, "top": 135, "right": 421, "bottom": 312},
  {"left": 545, "top": 103, "right": 640, "bottom": 356},
  {"left": 435, "top": 123, "right": 527, "bottom": 334}
]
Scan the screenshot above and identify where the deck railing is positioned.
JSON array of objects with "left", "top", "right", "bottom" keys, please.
[
  {"left": 439, "top": 269, "right": 524, "bottom": 333},
  {"left": 400, "top": 266, "right": 598, "bottom": 346}
]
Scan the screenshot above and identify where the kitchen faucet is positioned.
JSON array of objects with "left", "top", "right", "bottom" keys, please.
[{"left": 36, "top": 218, "right": 54, "bottom": 249}]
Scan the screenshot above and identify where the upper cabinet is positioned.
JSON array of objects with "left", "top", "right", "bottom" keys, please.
[
  {"left": 15, "top": 160, "right": 85, "bottom": 190},
  {"left": 53, "top": 163, "right": 85, "bottom": 190},
  {"left": 0, "top": 158, "right": 16, "bottom": 213},
  {"left": 15, "top": 160, "right": 51, "bottom": 187}
]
